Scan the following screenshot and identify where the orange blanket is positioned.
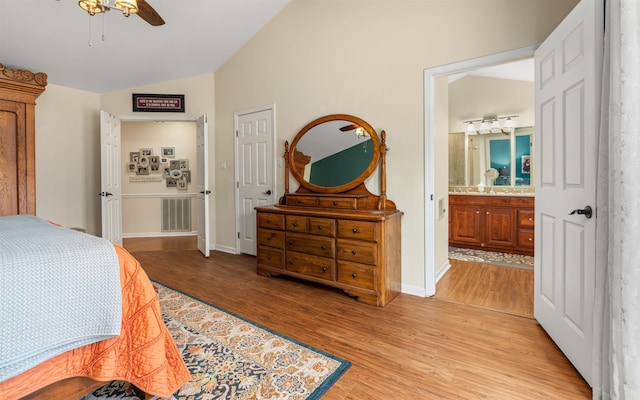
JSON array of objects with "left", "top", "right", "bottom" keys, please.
[{"left": 0, "top": 245, "right": 190, "bottom": 400}]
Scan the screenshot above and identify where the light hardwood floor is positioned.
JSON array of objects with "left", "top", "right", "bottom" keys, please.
[{"left": 122, "top": 237, "right": 590, "bottom": 399}]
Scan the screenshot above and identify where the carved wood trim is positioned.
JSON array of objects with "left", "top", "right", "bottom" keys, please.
[{"left": 0, "top": 64, "right": 48, "bottom": 102}]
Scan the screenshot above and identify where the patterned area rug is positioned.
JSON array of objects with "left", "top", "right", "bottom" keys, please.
[
  {"left": 81, "top": 283, "right": 350, "bottom": 400},
  {"left": 449, "top": 247, "right": 534, "bottom": 270}
]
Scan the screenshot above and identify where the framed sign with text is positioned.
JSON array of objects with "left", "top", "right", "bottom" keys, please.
[{"left": 132, "top": 93, "right": 185, "bottom": 112}]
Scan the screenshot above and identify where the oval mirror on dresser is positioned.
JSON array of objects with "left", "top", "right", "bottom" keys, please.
[{"left": 254, "top": 114, "right": 403, "bottom": 307}]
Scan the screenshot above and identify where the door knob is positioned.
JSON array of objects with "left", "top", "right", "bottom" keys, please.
[
  {"left": 263, "top": 189, "right": 272, "bottom": 195},
  {"left": 569, "top": 205, "right": 593, "bottom": 219}
]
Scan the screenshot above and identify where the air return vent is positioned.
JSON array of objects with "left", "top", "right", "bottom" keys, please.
[{"left": 161, "top": 198, "right": 191, "bottom": 232}]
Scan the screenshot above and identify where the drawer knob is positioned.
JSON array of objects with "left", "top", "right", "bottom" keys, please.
[
  {"left": 529, "top": 237, "right": 533, "bottom": 241},
  {"left": 529, "top": 217, "right": 533, "bottom": 221},
  {"left": 317, "top": 225, "right": 322, "bottom": 230},
  {"left": 267, "top": 255, "right": 271, "bottom": 260},
  {"left": 351, "top": 250, "right": 357, "bottom": 255},
  {"left": 289, "top": 260, "right": 294, "bottom": 264},
  {"left": 267, "top": 235, "right": 272, "bottom": 241},
  {"left": 333, "top": 201, "right": 338, "bottom": 206},
  {"left": 352, "top": 228, "right": 358, "bottom": 233},
  {"left": 322, "top": 245, "right": 327, "bottom": 250},
  {"left": 289, "top": 240, "right": 294, "bottom": 245},
  {"left": 322, "top": 267, "right": 327, "bottom": 272},
  {"left": 293, "top": 222, "right": 298, "bottom": 226},
  {"left": 297, "top": 200, "right": 302, "bottom": 204},
  {"left": 352, "top": 273, "right": 357, "bottom": 278}
]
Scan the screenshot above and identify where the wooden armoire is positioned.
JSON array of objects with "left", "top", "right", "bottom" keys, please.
[{"left": 0, "top": 63, "right": 48, "bottom": 216}]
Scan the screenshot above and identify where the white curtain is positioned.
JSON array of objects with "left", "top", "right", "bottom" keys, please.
[{"left": 594, "top": 0, "right": 640, "bottom": 398}]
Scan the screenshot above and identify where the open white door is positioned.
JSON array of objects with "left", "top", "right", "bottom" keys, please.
[
  {"left": 534, "top": 0, "right": 602, "bottom": 386},
  {"left": 196, "top": 114, "right": 210, "bottom": 257},
  {"left": 100, "top": 110, "right": 122, "bottom": 245},
  {"left": 235, "top": 106, "right": 275, "bottom": 256}
]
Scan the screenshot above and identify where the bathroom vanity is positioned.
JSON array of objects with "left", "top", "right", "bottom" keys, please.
[{"left": 449, "top": 193, "right": 534, "bottom": 256}]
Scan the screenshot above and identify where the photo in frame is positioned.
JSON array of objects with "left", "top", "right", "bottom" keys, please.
[
  {"left": 177, "top": 180, "right": 187, "bottom": 190},
  {"left": 179, "top": 159, "right": 189, "bottom": 170},
  {"left": 169, "top": 160, "right": 181, "bottom": 170},
  {"left": 166, "top": 179, "right": 178, "bottom": 188},
  {"left": 522, "top": 155, "right": 531, "bottom": 174},
  {"left": 161, "top": 147, "right": 175, "bottom": 158},
  {"left": 130, "top": 152, "right": 140, "bottom": 163},
  {"left": 127, "top": 162, "right": 137, "bottom": 172},
  {"left": 181, "top": 170, "right": 191, "bottom": 183},
  {"left": 140, "top": 148, "right": 152, "bottom": 157}
]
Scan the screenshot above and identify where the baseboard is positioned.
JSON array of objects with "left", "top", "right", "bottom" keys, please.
[
  {"left": 214, "top": 244, "right": 238, "bottom": 254},
  {"left": 401, "top": 284, "right": 427, "bottom": 298},
  {"left": 123, "top": 231, "right": 197, "bottom": 238},
  {"left": 435, "top": 260, "right": 451, "bottom": 283}
]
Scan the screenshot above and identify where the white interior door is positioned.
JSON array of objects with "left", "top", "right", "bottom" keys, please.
[
  {"left": 534, "top": 0, "right": 602, "bottom": 386},
  {"left": 235, "top": 106, "right": 275, "bottom": 256},
  {"left": 197, "top": 114, "right": 210, "bottom": 257},
  {"left": 100, "top": 110, "right": 122, "bottom": 245}
]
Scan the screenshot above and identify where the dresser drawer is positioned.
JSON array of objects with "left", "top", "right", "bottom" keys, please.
[
  {"left": 285, "top": 196, "right": 318, "bottom": 207},
  {"left": 286, "top": 251, "right": 334, "bottom": 281},
  {"left": 337, "top": 260, "right": 376, "bottom": 290},
  {"left": 257, "top": 246, "right": 284, "bottom": 269},
  {"left": 308, "top": 217, "right": 335, "bottom": 237},
  {"left": 518, "top": 230, "right": 534, "bottom": 249},
  {"left": 318, "top": 197, "right": 357, "bottom": 210},
  {"left": 337, "top": 238, "right": 377, "bottom": 265},
  {"left": 258, "top": 213, "right": 284, "bottom": 230},
  {"left": 258, "top": 229, "right": 285, "bottom": 249},
  {"left": 286, "top": 215, "right": 308, "bottom": 232},
  {"left": 519, "top": 210, "right": 535, "bottom": 228},
  {"left": 337, "top": 220, "right": 377, "bottom": 241},
  {"left": 286, "top": 232, "right": 335, "bottom": 257}
]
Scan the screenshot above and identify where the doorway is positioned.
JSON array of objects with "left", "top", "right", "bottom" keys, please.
[
  {"left": 423, "top": 46, "right": 537, "bottom": 297},
  {"left": 439, "top": 57, "right": 536, "bottom": 317}
]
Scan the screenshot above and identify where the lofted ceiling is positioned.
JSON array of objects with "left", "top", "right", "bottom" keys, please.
[{"left": 0, "top": 0, "right": 290, "bottom": 93}]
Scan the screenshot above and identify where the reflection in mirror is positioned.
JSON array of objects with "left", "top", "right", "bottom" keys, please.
[
  {"left": 449, "top": 126, "right": 533, "bottom": 187},
  {"left": 294, "top": 119, "right": 374, "bottom": 187}
]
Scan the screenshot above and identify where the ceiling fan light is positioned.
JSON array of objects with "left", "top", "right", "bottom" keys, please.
[
  {"left": 79, "top": 0, "right": 103, "bottom": 15},
  {"left": 114, "top": 0, "right": 138, "bottom": 16}
]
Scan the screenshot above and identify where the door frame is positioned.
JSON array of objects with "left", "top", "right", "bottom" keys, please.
[
  {"left": 112, "top": 114, "right": 203, "bottom": 241},
  {"left": 423, "top": 46, "right": 537, "bottom": 296},
  {"left": 234, "top": 104, "right": 276, "bottom": 254}
]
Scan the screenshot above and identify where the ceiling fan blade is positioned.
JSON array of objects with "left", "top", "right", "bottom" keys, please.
[
  {"left": 340, "top": 124, "right": 359, "bottom": 132},
  {"left": 137, "top": 0, "right": 165, "bottom": 26}
]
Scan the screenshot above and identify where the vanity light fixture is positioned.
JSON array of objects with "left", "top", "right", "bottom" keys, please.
[
  {"left": 78, "top": 0, "right": 138, "bottom": 17},
  {"left": 464, "top": 114, "right": 518, "bottom": 135}
]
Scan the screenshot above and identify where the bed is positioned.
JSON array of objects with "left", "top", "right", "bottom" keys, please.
[
  {"left": 0, "top": 63, "right": 189, "bottom": 399},
  {"left": 0, "top": 215, "right": 191, "bottom": 400}
]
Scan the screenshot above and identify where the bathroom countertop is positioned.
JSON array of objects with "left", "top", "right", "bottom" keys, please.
[{"left": 449, "top": 191, "right": 534, "bottom": 197}]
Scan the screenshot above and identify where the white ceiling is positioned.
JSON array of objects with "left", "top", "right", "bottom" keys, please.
[
  {"left": 448, "top": 58, "right": 534, "bottom": 83},
  {"left": 0, "top": 0, "right": 290, "bottom": 93}
]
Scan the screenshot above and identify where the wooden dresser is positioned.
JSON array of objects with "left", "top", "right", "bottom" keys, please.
[
  {"left": 255, "top": 114, "right": 403, "bottom": 307},
  {"left": 449, "top": 194, "right": 534, "bottom": 256}
]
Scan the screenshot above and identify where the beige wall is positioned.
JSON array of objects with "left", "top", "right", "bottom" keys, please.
[
  {"left": 448, "top": 75, "right": 535, "bottom": 132},
  {"left": 35, "top": 84, "right": 101, "bottom": 233},
  {"left": 214, "top": 0, "right": 578, "bottom": 295},
  {"left": 31, "top": 0, "right": 578, "bottom": 296}
]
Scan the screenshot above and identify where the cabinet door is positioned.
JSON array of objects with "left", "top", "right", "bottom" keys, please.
[
  {"left": 449, "top": 205, "right": 482, "bottom": 245},
  {"left": 484, "top": 207, "right": 517, "bottom": 248}
]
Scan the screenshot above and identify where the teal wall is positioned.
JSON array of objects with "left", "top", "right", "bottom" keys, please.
[
  {"left": 309, "top": 139, "right": 373, "bottom": 187},
  {"left": 490, "top": 138, "right": 510, "bottom": 185}
]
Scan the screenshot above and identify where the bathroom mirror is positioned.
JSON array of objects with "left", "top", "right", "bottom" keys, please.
[
  {"left": 449, "top": 126, "right": 533, "bottom": 187},
  {"left": 288, "top": 114, "right": 380, "bottom": 193}
]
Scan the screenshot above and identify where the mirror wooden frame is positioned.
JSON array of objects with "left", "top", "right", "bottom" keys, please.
[{"left": 287, "top": 114, "right": 381, "bottom": 194}]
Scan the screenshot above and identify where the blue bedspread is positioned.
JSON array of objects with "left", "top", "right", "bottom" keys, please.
[{"left": 0, "top": 215, "right": 122, "bottom": 382}]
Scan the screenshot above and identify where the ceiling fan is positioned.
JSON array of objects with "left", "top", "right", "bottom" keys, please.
[
  {"left": 339, "top": 124, "right": 359, "bottom": 132},
  {"left": 78, "top": 0, "right": 165, "bottom": 26},
  {"left": 340, "top": 123, "right": 368, "bottom": 138}
]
